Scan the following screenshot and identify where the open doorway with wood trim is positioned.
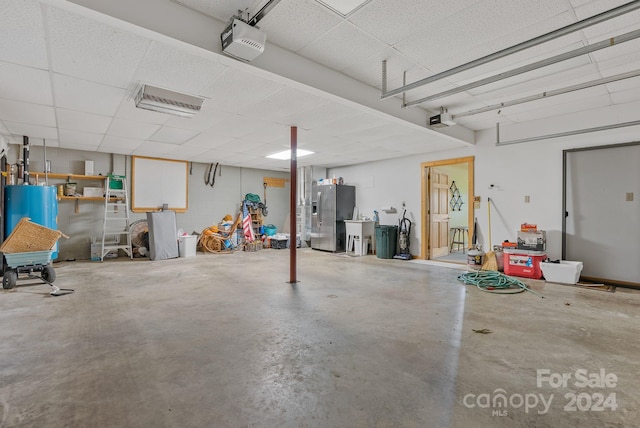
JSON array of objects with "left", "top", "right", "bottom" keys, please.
[{"left": 420, "top": 157, "right": 475, "bottom": 262}]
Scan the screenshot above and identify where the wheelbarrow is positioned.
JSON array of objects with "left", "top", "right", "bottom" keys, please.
[{"left": 2, "top": 250, "right": 74, "bottom": 296}]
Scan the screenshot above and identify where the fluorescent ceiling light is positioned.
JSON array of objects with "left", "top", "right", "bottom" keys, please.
[
  {"left": 267, "top": 149, "right": 314, "bottom": 160},
  {"left": 316, "top": 0, "right": 372, "bottom": 17},
  {"left": 134, "top": 84, "right": 204, "bottom": 118}
]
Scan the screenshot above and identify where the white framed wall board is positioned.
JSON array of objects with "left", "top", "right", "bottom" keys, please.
[{"left": 131, "top": 156, "right": 188, "bottom": 213}]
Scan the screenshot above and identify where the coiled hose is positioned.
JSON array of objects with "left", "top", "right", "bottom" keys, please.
[{"left": 457, "top": 270, "right": 544, "bottom": 298}]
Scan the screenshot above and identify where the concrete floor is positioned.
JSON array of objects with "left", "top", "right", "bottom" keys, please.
[{"left": 0, "top": 248, "right": 638, "bottom": 427}]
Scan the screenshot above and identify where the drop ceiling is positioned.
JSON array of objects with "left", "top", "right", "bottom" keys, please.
[{"left": 1, "top": 0, "right": 639, "bottom": 171}]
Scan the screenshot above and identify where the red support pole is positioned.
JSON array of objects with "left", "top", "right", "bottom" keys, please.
[{"left": 289, "top": 126, "right": 298, "bottom": 283}]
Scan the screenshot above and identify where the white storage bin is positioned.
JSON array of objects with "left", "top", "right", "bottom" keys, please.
[
  {"left": 178, "top": 235, "right": 197, "bottom": 258},
  {"left": 540, "top": 260, "right": 583, "bottom": 284}
]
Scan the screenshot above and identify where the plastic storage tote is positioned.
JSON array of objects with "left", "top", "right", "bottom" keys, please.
[{"left": 375, "top": 225, "right": 397, "bottom": 259}]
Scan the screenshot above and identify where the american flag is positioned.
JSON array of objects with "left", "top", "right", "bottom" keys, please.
[{"left": 242, "top": 202, "right": 255, "bottom": 242}]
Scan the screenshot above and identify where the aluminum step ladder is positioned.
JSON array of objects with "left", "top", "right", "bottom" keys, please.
[{"left": 101, "top": 176, "right": 132, "bottom": 261}]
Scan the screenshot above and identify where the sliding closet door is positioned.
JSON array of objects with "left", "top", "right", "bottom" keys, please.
[{"left": 565, "top": 143, "right": 640, "bottom": 284}]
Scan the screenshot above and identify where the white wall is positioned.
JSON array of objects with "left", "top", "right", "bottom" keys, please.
[
  {"left": 328, "top": 125, "right": 640, "bottom": 260},
  {"left": 6, "top": 145, "right": 289, "bottom": 260}
]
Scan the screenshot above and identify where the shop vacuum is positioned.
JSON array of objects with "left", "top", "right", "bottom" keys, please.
[{"left": 393, "top": 210, "right": 412, "bottom": 260}]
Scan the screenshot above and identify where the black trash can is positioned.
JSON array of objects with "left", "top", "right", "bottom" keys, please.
[{"left": 375, "top": 225, "right": 397, "bottom": 259}]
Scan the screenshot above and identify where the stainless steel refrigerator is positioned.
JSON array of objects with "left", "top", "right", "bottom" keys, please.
[{"left": 311, "top": 184, "right": 355, "bottom": 252}]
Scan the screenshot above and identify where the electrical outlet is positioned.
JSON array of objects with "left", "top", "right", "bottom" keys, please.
[
  {"left": 626, "top": 192, "right": 634, "bottom": 202},
  {"left": 524, "top": 195, "right": 530, "bottom": 203}
]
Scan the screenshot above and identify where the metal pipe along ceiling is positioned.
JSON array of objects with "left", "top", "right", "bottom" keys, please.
[
  {"left": 404, "top": 28, "right": 640, "bottom": 107},
  {"left": 496, "top": 120, "right": 640, "bottom": 146},
  {"left": 380, "top": 0, "right": 640, "bottom": 100},
  {"left": 452, "top": 69, "right": 640, "bottom": 118}
]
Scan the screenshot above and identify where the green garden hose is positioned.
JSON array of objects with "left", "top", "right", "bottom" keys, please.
[{"left": 457, "top": 270, "right": 544, "bottom": 298}]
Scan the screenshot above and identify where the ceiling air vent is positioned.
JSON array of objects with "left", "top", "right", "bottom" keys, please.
[{"left": 134, "top": 84, "right": 204, "bottom": 118}]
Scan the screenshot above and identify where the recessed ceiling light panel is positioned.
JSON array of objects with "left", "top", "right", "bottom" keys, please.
[
  {"left": 267, "top": 149, "right": 314, "bottom": 160},
  {"left": 315, "top": 0, "right": 372, "bottom": 17}
]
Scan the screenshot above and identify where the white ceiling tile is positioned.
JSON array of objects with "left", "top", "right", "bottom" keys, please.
[
  {"left": 99, "top": 135, "right": 143, "bottom": 153},
  {"left": 342, "top": 47, "right": 426, "bottom": 91},
  {"left": 298, "top": 21, "right": 389, "bottom": 72},
  {"left": 163, "top": 145, "right": 209, "bottom": 159},
  {"left": 503, "top": 93, "right": 612, "bottom": 123},
  {"left": 106, "top": 118, "right": 161, "bottom": 140},
  {"left": 589, "top": 37, "right": 640, "bottom": 63},
  {"left": 0, "top": 0, "right": 48, "bottom": 68},
  {"left": 58, "top": 129, "right": 104, "bottom": 147},
  {"left": 257, "top": 0, "right": 342, "bottom": 52},
  {"left": 443, "top": 31, "right": 585, "bottom": 86},
  {"left": 149, "top": 127, "right": 199, "bottom": 144},
  {"left": 242, "top": 86, "right": 332, "bottom": 123},
  {"left": 134, "top": 41, "right": 227, "bottom": 94},
  {"left": 133, "top": 141, "right": 188, "bottom": 156},
  {"left": 200, "top": 68, "right": 285, "bottom": 114},
  {"left": 350, "top": 0, "right": 479, "bottom": 45},
  {"left": 172, "top": 0, "right": 265, "bottom": 22},
  {"left": 3, "top": 121, "right": 58, "bottom": 140},
  {"left": 0, "top": 99, "right": 56, "bottom": 126},
  {"left": 45, "top": 5, "right": 150, "bottom": 88},
  {"left": 163, "top": 104, "right": 221, "bottom": 132},
  {"left": 58, "top": 141, "right": 99, "bottom": 151},
  {"left": 206, "top": 112, "right": 270, "bottom": 138},
  {"left": 458, "top": 56, "right": 594, "bottom": 101},
  {"left": 182, "top": 133, "right": 237, "bottom": 149},
  {"left": 573, "top": 0, "right": 637, "bottom": 38},
  {"left": 53, "top": 74, "right": 127, "bottom": 116},
  {"left": 465, "top": 63, "right": 602, "bottom": 105},
  {"left": 56, "top": 108, "right": 111, "bottom": 134},
  {"left": 279, "top": 100, "right": 363, "bottom": 130},
  {"left": 0, "top": 62, "right": 53, "bottom": 105},
  {"left": 604, "top": 75, "right": 640, "bottom": 92},
  {"left": 397, "top": 2, "right": 573, "bottom": 71},
  {"left": 103, "top": 145, "right": 135, "bottom": 155},
  {"left": 239, "top": 123, "right": 290, "bottom": 145},
  {"left": 610, "top": 86, "right": 640, "bottom": 104}
]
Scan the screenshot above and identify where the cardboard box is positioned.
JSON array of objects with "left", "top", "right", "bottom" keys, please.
[
  {"left": 517, "top": 230, "right": 546, "bottom": 251},
  {"left": 83, "top": 187, "right": 104, "bottom": 197}
]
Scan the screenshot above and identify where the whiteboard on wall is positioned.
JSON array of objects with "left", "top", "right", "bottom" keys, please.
[{"left": 131, "top": 156, "right": 188, "bottom": 212}]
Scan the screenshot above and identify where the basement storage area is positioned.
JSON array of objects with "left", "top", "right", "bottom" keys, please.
[{"left": 1, "top": 0, "right": 640, "bottom": 427}]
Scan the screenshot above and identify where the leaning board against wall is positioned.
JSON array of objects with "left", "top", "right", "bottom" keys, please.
[{"left": 131, "top": 156, "right": 188, "bottom": 212}]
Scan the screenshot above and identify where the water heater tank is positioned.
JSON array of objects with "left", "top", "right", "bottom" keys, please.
[{"left": 4, "top": 185, "right": 59, "bottom": 259}]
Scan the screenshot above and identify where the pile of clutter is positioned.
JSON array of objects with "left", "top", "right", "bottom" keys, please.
[{"left": 198, "top": 214, "right": 241, "bottom": 253}]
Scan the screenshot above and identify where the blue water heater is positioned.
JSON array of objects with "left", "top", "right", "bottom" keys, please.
[{"left": 4, "top": 185, "right": 59, "bottom": 259}]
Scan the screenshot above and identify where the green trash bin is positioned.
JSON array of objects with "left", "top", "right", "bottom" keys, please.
[{"left": 375, "top": 225, "right": 398, "bottom": 259}]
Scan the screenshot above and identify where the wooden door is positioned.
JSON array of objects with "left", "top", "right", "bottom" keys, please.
[{"left": 429, "top": 168, "right": 450, "bottom": 258}]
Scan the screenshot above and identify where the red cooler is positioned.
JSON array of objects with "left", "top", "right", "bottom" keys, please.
[{"left": 503, "top": 249, "right": 546, "bottom": 279}]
